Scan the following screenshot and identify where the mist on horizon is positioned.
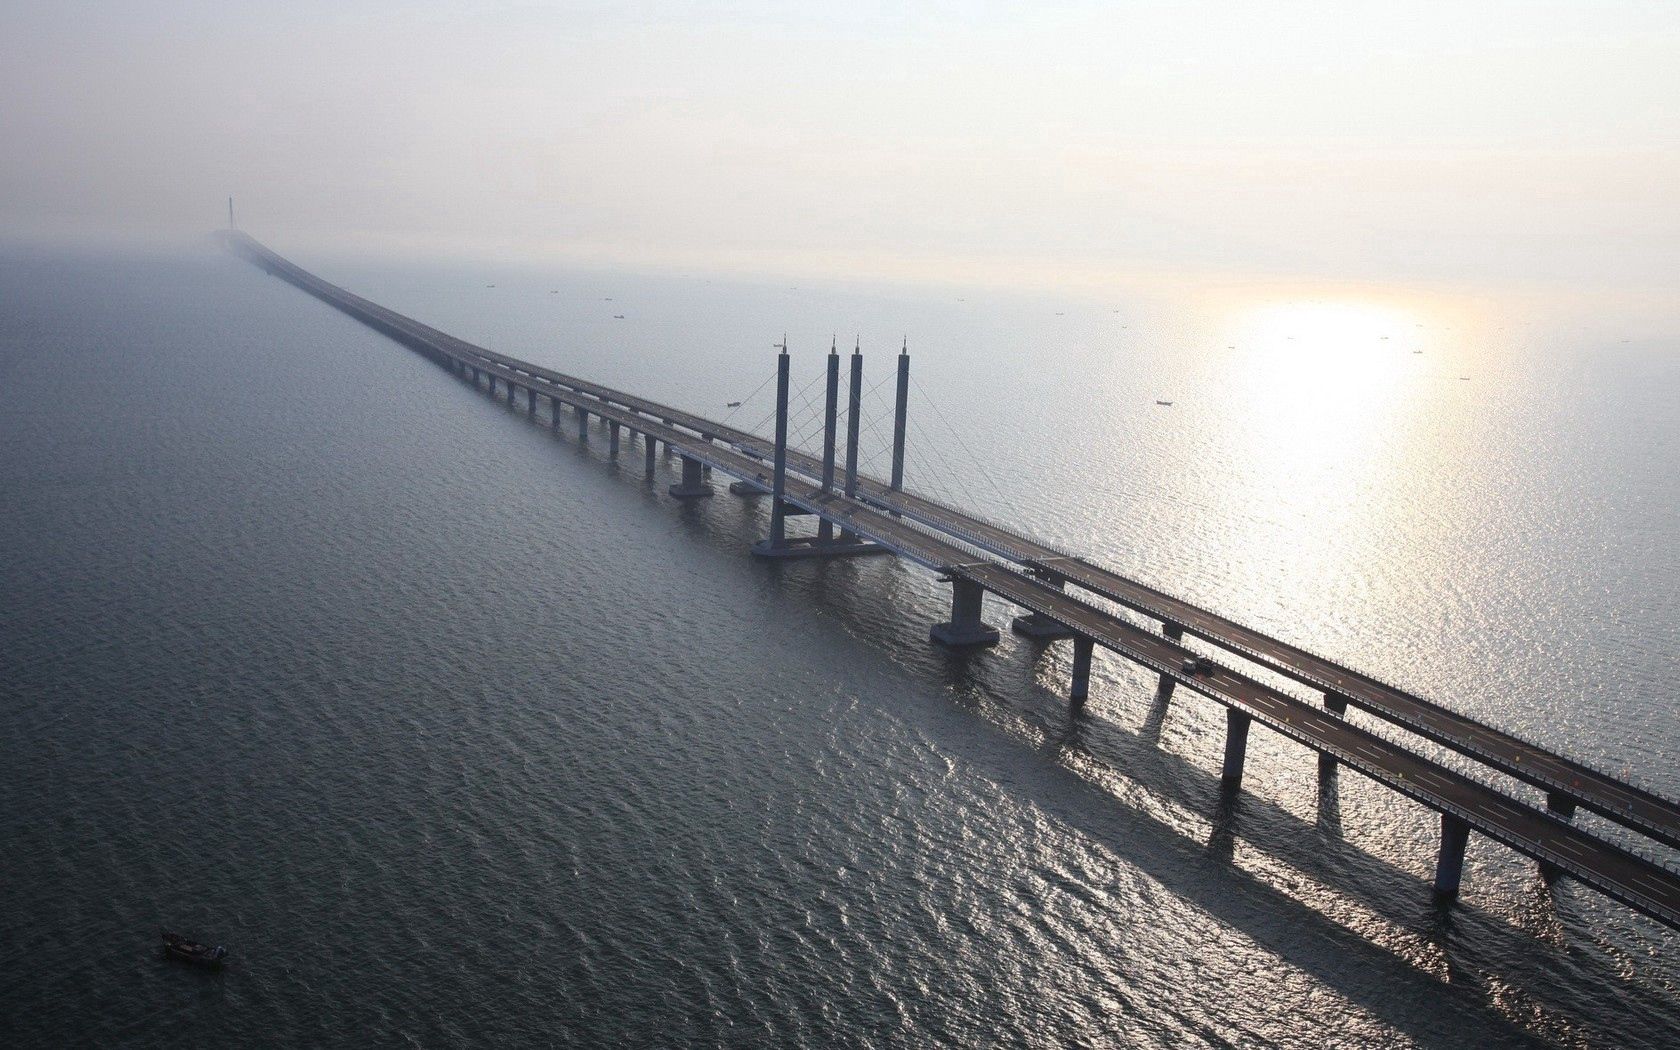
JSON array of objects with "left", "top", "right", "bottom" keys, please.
[{"left": 3, "top": 1, "right": 1676, "bottom": 297}]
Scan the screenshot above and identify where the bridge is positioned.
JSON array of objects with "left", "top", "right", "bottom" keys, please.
[{"left": 225, "top": 229, "right": 1680, "bottom": 934}]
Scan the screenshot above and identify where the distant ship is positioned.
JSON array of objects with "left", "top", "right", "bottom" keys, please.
[
  {"left": 1155, "top": 400, "right": 1173, "bottom": 406},
  {"left": 161, "top": 930, "right": 226, "bottom": 968},
  {"left": 726, "top": 401, "right": 742, "bottom": 408}
]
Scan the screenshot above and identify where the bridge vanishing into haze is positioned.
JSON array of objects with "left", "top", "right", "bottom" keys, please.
[{"left": 225, "top": 229, "right": 1680, "bottom": 936}]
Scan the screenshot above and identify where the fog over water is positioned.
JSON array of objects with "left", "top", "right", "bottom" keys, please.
[
  {"left": 3, "top": 3, "right": 1678, "bottom": 296},
  {"left": 2, "top": 2, "right": 1678, "bottom": 1047}
]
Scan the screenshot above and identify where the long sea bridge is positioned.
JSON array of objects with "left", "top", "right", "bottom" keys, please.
[{"left": 225, "top": 229, "right": 1680, "bottom": 935}]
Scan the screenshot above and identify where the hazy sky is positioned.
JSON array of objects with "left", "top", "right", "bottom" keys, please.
[{"left": 3, "top": 1, "right": 1677, "bottom": 292}]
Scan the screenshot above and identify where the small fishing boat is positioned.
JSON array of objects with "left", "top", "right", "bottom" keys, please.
[
  {"left": 161, "top": 930, "right": 226, "bottom": 968},
  {"left": 726, "top": 401, "right": 742, "bottom": 408},
  {"left": 1155, "top": 400, "right": 1173, "bottom": 406}
]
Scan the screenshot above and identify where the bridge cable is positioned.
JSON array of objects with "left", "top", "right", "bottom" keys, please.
[
  {"left": 719, "top": 369, "right": 779, "bottom": 427},
  {"left": 911, "top": 373, "right": 1012, "bottom": 512}
]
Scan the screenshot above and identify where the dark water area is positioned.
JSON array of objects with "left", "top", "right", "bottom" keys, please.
[{"left": 2, "top": 241, "right": 1677, "bottom": 1047}]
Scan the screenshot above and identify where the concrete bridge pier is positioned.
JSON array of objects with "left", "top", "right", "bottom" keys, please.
[
  {"left": 1319, "top": 692, "right": 1349, "bottom": 777},
  {"left": 669, "top": 454, "right": 713, "bottom": 498},
  {"left": 1070, "top": 636, "right": 1095, "bottom": 710},
  {"left": 930, "top": 577, "right": 1001, "bottom": 648},
  {"left": 577, "top": 406, "right": 589, "bottom": 442},
  {"left": 506, "top": 380, "right": 516, "bottom": 406},
  {"left": 1013, "top": 575, "right": 1076, "bottom": 639},
  {"left": 1434, "top": 813, "right": 1471, "bottom": 899},
  {"left": 1222, "top": 707, "right": 1252, "bottom": 790},
  {"left": 1538, "top": 792, "right": 1578, "bottom": 880},
  {"left": 644, "top": 438, "right": 657, "bottom": 478},
  {"left": 1154, "top": 622, "right": 1186, "bottom": 705},
  {"left": 527, "top": 387, "right": 537, "bottom": 418},
  {"left": 551, "top": 395, "right": 562, "bottom": 431},
  {"left": 609, "top": 421, "right": 620, "bottom": 456},
  {"left": 1547, "top": 791, "right": 1577, "bottom": 819}
]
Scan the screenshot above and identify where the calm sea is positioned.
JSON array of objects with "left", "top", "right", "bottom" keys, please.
[{"left": 1, "top": 238, "right": 1676, "bottom": 1047}]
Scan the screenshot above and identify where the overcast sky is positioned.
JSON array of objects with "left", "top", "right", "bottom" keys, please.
[{"left": 3, "top": 1, "right": 1676, "bottom": 292}]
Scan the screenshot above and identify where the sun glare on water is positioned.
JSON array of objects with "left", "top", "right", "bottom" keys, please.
[{"left": 1196, "top": 296, "right": 1457, "bottom": 602}]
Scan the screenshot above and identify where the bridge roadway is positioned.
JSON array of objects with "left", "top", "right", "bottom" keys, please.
[
  {"left": 361, "top": 291, "right": 1680, "bottom": 859},
  {"left": 240, "top": 235, "right": 1680, "bottom": 857},
  {"left": 228, "top": 231, "right": 1680, "bottom": 930},
  {"left": 851, "top": 487, "right": 1680, "bottom": 855}
]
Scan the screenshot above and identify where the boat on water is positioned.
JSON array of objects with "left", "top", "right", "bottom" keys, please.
[
  {"left": 1155, "top": 400, "right": 1173, "bottom": 406},
  {"left": 160, "top": 930, "right": 226, "bottom": 968}
]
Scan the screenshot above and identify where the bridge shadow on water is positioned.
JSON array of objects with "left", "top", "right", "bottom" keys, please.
[
  {"left": 784, "top": 547, "right": 1680, "bottom": 1049},
  {"left": 464, "top": 363, "right": 1678, "bottom": 1048}
]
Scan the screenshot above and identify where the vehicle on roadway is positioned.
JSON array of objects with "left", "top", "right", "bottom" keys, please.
[{"left": 1181, "top": 655, "right": 1215, "bottom": 676}]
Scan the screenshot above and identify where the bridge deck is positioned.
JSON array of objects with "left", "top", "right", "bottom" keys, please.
[
  {"left": 395, "top": 302, "right": 1680, "bottom": 858},
  {"left": 846, "top": 485, "right": 1680, "bottom": 854},
  {"left": 227, "top": 231, "right": 1680, "bottom": 931},
  {"left": 344, "top": 279, "right": 1680, "bottom": 856}
]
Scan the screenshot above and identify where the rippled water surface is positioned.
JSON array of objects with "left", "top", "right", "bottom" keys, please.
[{"left": 2, "top": 241, "right": 1677, "bottom": 1047}]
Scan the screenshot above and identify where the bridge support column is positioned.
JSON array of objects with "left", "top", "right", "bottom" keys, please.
[
  {"left": 644, "top": 438, "right": 657, "bottom": 478},
  {"left": 1012, "top": 576, "right": 1076, "bottom": 639},
  {"left": 1154, "top": 623, "right": 1185, "bottom": 705},
  {"left": 1538, "top": 793, "right": 1577, "bottom": 881},
  {"left": 1546, "top": 791, "right": 1577, "bottom": 819},
  {"left": 817, "top": 343, "right": 840, "bottom": 542},
  {"left": 890, "top": 341, "right": 909, "bottom": 495},
  {"left": 1221, "top": 708, "right": 1252, "bottom": 791},
  {"left": 1434, "top": 814, "right": 1471, "bottom": 900},
  {"left": 609, "top": 421, "right": 620, "bottom": 456},
  {"left": 506, "top": 381, "right": 516, "bottom": 406},
  {"left": 576, "top": 406, "right": 589, "bottom": 442},
  {"left": 754, "top": 343, "right": 793, "bottom": 553},
  {"left": 1070, "top": 636, "right": 1094, "bottom": 710},
  {"left": 1319, "top": 692, "right": 1349, "bottom": 776},
  {"left": 669, "top": 454, "right": 713, "bottom": 498},
  {"left": 527, "top": 387, "right": 537, "bottom": 418},
  {"left": 551, "top": 396, "right": 562, "bottom": 431},
  {"left": 486, "top": 374, "right": 496, "bottom": 397},
  {"left": 930, "top": 577, "right": 1000, "bottom": 648},
  {"left": 840, "top": 342, "right": 863, "bottom": 543}
]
